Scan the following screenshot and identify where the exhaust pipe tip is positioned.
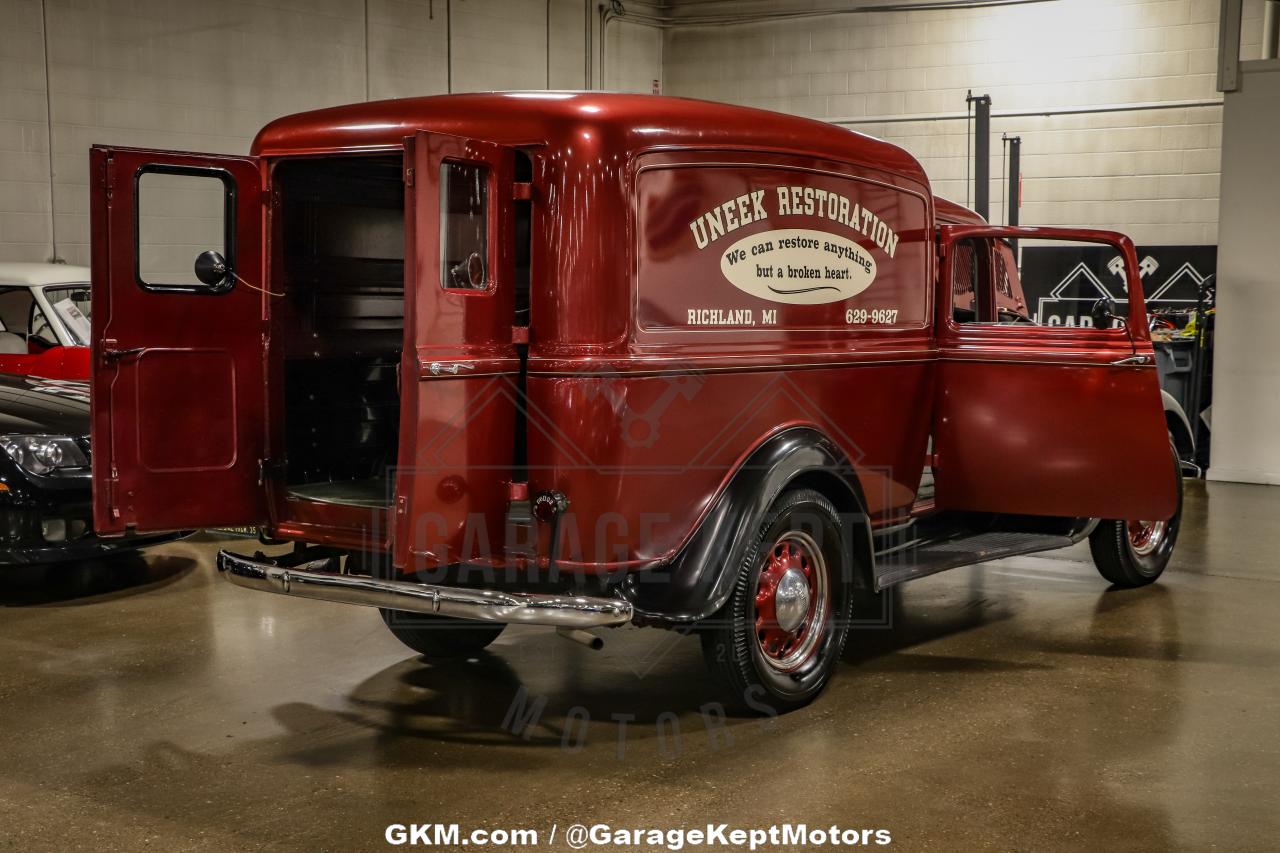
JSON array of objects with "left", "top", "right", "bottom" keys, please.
[{"left": 557, "top": 626, "right": 604, "bottom": 650}]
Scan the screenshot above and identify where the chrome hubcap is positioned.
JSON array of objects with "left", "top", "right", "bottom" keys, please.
[{"left": 774, "top": 568, "right": 811, "bottom": 633}]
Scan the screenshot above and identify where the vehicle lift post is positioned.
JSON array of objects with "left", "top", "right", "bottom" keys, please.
[
  {"left": 1004, "top": 132, "right": 1021, "bottom": 255},
  {"left": 967, "top": 92, "right": 992, "bottom": 222}
]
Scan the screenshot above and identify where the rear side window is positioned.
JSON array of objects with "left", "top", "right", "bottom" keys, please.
[
  {"left": 440, "top": 162, "right": 488, "bottom": 290},
  {"left": 135, "top": 166, "right": 234, "bottom": 292}
]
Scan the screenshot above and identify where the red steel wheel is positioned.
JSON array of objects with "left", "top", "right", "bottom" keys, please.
[
  {"left": 1126, "top": 518, "right": 1168, "bottom": 557},
  {"left": 753, "top": 531, "right": 829, "bottom": 672},
  {"left": 701, "top": 488, "right": 855, "bottom": 714}
]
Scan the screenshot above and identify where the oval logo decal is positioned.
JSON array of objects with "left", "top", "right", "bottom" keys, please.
[{"left": 719, "top": 228, "right": 876, "bottom": 305}]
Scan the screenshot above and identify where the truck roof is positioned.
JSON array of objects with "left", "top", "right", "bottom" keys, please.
[
  {"left": 251, "top": 92, "right": 931, "bottom": 191},
  {"left": 934, "top": 197, "right": 987, "bottom": 225}
]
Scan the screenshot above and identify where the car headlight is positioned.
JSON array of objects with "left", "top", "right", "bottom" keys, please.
[{"left": 0, "top": 435, "right": 90, "bottom": 476}]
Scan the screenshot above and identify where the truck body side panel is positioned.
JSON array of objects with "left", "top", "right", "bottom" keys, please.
[{"left": 507, "top": 150, "right": 936, "bottom": 574}]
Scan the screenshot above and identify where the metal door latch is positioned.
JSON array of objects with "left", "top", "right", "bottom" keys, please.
[
  {"left": 1111, "top": 354, "right": 1154, "bottom": 366},
  {"left": 101, "top": 345, "right": 144, "bottom": 362},
  {"left": 427, "top": 362, "right": 475, "bottom": 376}
]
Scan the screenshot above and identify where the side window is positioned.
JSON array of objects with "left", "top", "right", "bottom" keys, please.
[
  {"left": 952, "top": 237, "right": 1036, "bottom": 326},
  {"left": 950, "top": 234, "right": 1135, "bottom": 331},
  {"left": 440, "top": 162, "right": 489, "bottom": 290},
  {"left": 42, "top": 287, "right": 91, "bottom": 346},
  {"left": 951, "top": 238, "right": 991, "bottom": 323},
  {"left": 135, "top": 166, "right": 234, "bottom": 292},
  {"left": 993, "top": 241, "right": 1033, "bottom": 325},
  {"left": 0, "top": 288, "right": 35, "bottom": 338},
  {"left": 30, "top": 304, "right": 55, "bottom": 343}
]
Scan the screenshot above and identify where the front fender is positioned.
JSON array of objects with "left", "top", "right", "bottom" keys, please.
[
  {"left": 1161, "top": 389, "right": 1195, "bottom": 462},
  {"left": 620, "top": 426, "right": 874, "bottom": 626}
]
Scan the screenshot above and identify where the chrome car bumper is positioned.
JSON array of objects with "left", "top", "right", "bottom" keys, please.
[{"left": 215, "top": 550, "right": 633, "bottom": 628}]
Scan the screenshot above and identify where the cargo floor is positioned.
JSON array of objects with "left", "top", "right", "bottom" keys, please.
[{"left": 285, "top": 477, "right": 390, "bottom": 508}]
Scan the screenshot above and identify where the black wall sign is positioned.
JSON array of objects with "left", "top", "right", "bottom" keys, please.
[{"left": 1020, "top": 245, "right": 1217, "bottom": 326}]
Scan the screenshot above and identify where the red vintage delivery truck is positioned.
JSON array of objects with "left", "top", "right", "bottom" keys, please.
[{"left": 89, "top": 93, "right": 1180, "bottom": 712}]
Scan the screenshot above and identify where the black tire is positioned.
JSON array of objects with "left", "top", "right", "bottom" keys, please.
[
  {"left": 700, "top": 488, "right": 856, "bottom": 714},
  {"left": 1088, "top": 444, "right": 1183, "bottom": 588},
  {"left": 379, "top": 609, "right": 506, "bottom": 658}
]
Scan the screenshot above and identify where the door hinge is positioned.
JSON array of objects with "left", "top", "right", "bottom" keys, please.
[
  {"left": 100, "top": 156, "right": 115, "bottom": 198},
  {"left": 513, "top": 182, "right": 534, "bottom": 201},
  {"left": 404, "top": 167, "right": 414, "bottom": 187},
  {"left": 258, "top": 457, "right": 287, "bottom": 486},
  {"left": 106, "top": 477, "right": 121, "bottom": 521}
]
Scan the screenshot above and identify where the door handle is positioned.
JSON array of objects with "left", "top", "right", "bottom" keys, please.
[
  {"left": 101, "top": 346, "right": 144, "bottom": 361},
  {"left": 427, "top": 361, "right": 475, "bottom": 376},
  {"left": 1111, "top": 354, "right": 1154, "bottom": 366}
]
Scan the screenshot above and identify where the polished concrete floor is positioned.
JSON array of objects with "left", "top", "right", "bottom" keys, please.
[{"left": 2, "top": 480, "right": 1278, "bottom": 851}]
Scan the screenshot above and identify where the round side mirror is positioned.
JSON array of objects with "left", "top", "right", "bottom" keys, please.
[
  {"left": 1090, "top": 296, "right": 1118, "bottom": 329},
  {"left": 194, "top": 250, "right": 229, "bottom": 287},
  {"left": 449, "top": 252, "right": 486, "bottom": 289}
]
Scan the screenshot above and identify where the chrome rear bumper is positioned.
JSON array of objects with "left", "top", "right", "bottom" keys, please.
[{"left": 215, "top": 550, "right": 633, "bottom": 628}]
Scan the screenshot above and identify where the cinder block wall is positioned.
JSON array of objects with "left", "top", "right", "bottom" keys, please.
[
  {"left": 0, "top": 0, "right": 661, "bottom": 265},
  {"left": 663, "top": 0, "right": 1266, "bottom": 246}
]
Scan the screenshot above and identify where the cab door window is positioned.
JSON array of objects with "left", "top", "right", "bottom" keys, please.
[
  {"left": 951, "top": 238, "right": 994, "bottom": 323},
  {"left": 951, "top": 237, "right": 1035, "bottom": 326},
  {"left": 992, "top": 241, "right": 1033, "bottom": 325}
]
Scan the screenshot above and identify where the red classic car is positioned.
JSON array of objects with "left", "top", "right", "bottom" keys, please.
[
  {"left": 0, "top": 264, "right": 91, "bottom": 380},
  {"left": 88, "top": 93, "right": 1180, "bottom": 712}
]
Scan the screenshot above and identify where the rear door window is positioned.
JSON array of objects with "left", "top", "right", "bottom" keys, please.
[
  {"left": 440, "top": 162, "right": 489, "bottom": 290},
  {"left": 135, "top": 166, "right": 234, "bottom": 292}
]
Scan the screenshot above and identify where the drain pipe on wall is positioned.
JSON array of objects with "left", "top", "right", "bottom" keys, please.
[
  {"left": 1266, "top": 0, "right": 1280, "bottom": 59},
  {"left": 585, "top": 0, "right": 593, "bottom": 89},
  {"left": 40, "top": 0, "right": 62, "bottom": 264}
]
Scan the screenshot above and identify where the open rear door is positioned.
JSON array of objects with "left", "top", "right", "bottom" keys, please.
[
  {"left": 90, "top": 146, "right": 267, "bottom": 534},
  {"left": 393, "top": 132, "right": 519, "bottom": 572},
  {"left": 933, "top": 225, "right": 1178, "bottom": 521}
]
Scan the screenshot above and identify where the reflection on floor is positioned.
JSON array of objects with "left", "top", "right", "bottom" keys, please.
[{"left": 1, "top": 480, "right": 1278, "bottom": 851}]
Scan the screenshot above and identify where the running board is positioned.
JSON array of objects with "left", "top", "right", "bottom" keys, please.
[{"left": 874, "top": 531, "right": 1073, "bottom": 590}]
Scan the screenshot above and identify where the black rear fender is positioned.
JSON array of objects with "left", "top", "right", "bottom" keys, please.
[{"left": 621, "top": 426, "right": 875, "bottom": 627}]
